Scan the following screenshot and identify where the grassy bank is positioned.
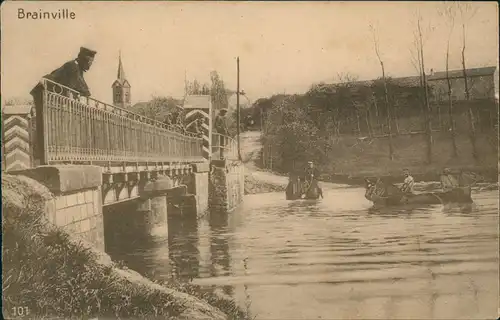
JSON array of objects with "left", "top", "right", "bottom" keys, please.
[{"left": 2, "top": 174, "right": 250, "bottom": 320}]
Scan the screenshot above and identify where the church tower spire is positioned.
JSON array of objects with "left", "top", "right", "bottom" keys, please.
[{"left": 112, "top": 50, "right": 131, "bottom": 108}]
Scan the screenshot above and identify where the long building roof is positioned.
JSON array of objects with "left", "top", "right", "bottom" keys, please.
[
  {"left": 428, "top": 66, "right": 497, "bottom": 81},
  {"left": 324, "top": 66, "right": 496, "bottom": 89}
]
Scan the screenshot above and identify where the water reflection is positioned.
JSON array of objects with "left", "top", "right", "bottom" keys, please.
[
  {"left": 208, "top": 211, "right": 233, "bottom": 296},
  {"left": 367, "top": 205, "right": 423, "bottom": 217},
  {"left": 441, "top": 202, "right": 476, "bottom": 215},
  {"left": 106, "top": 187, "right": 498, "bottom": 320},
  {"left": 168, "top": 208, "right": 200, "bottom": 281}
]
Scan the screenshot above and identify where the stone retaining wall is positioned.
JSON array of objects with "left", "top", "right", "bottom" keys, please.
[
  {"left": 45, "top": 187, "right": 104, "bottom": 251},
  {"left": 11, "top": 165, "right": 105, "bottom": 251}
]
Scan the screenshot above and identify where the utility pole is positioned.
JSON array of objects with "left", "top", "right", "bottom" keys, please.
[{"left": 237, "top": 57, "right": 242, "bottom": 160}]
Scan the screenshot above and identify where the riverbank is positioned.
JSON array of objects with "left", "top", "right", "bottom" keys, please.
[
  {"left": 2, "top": 174, "right": 250, "bottom": 320},
  {"left": 244, "top": 173, "right": 287, "bottom": 194},
  {"left": 240, "top": 131, "right": 497, "bottom": 192},
  {"left": 256, "top": 134, "right": 497, "bottom": 186}
]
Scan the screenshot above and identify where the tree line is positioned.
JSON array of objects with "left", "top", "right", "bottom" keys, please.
[{"left": 247, "top": 2, "right": 497, "bottom": 173}]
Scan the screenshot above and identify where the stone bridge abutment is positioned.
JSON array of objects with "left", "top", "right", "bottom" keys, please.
[{"left": 9, "top": 160, "right": 244, "bottom": 253}]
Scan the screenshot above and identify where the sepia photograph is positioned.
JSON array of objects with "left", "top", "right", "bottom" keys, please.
[{"left": 1, "top": 1, "right": 499, "bottom": 319}]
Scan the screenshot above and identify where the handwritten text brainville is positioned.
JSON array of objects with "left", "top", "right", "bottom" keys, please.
[{"left": 18, "top": 8, "right": 76, "bottom": 20}]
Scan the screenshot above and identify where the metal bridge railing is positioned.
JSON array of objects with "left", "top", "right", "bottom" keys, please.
[
  {"left": 211, "top": 133, "right": 238, "bottom": 160},
  {"left": 35, "top": 79, "right": 204, "bottom": 165}
]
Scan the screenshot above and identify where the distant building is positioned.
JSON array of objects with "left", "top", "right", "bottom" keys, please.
[
  {"left": 428, "top": 66, "right": 497, "bottom": 103},
  {"left": 323, "top": 65, "right": 497, "bottom": 106},
  {"left": 111, "top": 52, "right": 131, "bottom": 108}
]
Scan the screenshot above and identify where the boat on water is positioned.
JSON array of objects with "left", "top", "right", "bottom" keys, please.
[
  {"left": 285, "top": 174, "right": 323, "bottom": 200},
  {"left": 364, "top": 178, "right": 473, "bottom": 206}
]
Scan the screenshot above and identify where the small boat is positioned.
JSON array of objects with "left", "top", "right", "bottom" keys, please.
[
  {"left": 285, "top": 174, "right": 323, "bottom": 200},
  {"left": 364, "top": 178, "right": 473, "bottom": 206}
]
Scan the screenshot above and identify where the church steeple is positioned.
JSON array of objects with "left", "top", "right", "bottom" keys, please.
[
  {"left": 112, "top": 51, "right": 131, "bottom": 108},
  {"left": 117, "top": 50, "right": 126, "bottom": 82}
]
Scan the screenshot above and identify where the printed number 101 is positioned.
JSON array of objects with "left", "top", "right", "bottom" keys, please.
[{"left": 12, "top": 307, "right": 29, "bottom": 317}]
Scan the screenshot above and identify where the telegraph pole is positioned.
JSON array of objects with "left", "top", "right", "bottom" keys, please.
[{"left": 236, "top": 57, "right": 242, "bottom": 160}]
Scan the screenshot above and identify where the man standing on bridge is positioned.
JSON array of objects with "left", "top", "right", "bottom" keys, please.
[
  {"left": 30, "top": 46, "right": 97, "bottom": 163},
  {"left": 30, "top": 46, "right": 97, "bottom": 99},
  {"left": 214, "top": 108, "right": 229, "bottom": 159}
]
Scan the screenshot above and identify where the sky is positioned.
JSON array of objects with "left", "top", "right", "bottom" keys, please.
[{"left": 1, "top": 1, "right": 498, "bottom": 105}]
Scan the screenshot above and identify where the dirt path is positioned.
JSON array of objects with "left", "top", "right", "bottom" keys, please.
[
  {"left": 240, "top": 131, "right": 351, "bottom": 190},
  {"left": 240, "top": 131, "right": 289, "bottom": 186}
]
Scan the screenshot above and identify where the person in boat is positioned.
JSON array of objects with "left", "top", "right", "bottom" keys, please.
[
  {"left": 365, "top": 177, "right": 396, "bottom": 202},
  {"left": 400, "top": 168, "right": 415, "bottom": 194},
  {"left": 440, "top": 167, "right": 460, "bottom": 191},
  {"left": 302, "top": 161, "right": 323, "bottom": 198},
  {"left": 364, "top": 178, "right": 377, "bottom": 199},
  {"left": 303, "top": 161, "right": 320, "bottom": 182}
]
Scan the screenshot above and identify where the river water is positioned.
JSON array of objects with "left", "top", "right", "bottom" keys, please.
[{"left": 108, "top": 185, "right": 499, "bottom": 320}]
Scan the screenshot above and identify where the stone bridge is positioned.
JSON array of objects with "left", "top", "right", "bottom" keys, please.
[{"left": 2, "top": 79, "right": 245, "bottom": 252}]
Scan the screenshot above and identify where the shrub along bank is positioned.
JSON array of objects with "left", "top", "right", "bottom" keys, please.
[
  {"left": 255, "top": 93, "right": 497, "bottom": 184},
  {"left": 2, "top": 174, "right": 250, "bottom": 320}
]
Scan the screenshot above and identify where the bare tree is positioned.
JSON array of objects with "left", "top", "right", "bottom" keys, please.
[
  {"left": 352, "top": 84, "right": 374, "bottom": 138},
  {"left": 210, "top": 71, "right": 229, "bottom": 112},
  {"left": 201, "top": 84, "right": 210, "bottom": 95},
  {"left": 458, "top": 2, "right": 479, "bottom": 159},
  {"left": 440, "top": 2, "right": 459, "bottom": 157},
  {"left": 410, "top": 11, "right": 433, "bottom": 164},
  {"left": 186, "top": 79, "right": 205, "bottom": 95},
  {"left": 369, "top": 23, "right": 394, "bottom": 160}
]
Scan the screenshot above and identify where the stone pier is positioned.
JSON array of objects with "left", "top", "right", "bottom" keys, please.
[
  {"left": 141, "top": 176, "right": 173, "bottom": 236},
  {"left": 209, "top": 160, "right": 245, "bottom": 213},
  {"left": 188, "top": 162, "right": 210, "bottom": 217}
]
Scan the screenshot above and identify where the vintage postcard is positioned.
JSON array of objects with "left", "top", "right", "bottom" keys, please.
[{"left": 1, "top": 1, "right": 499, "bottom": 319}]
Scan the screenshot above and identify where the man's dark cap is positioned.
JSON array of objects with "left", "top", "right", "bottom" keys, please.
[{"left": 79, "top": 47, "right": 97, "bottom": 58}]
